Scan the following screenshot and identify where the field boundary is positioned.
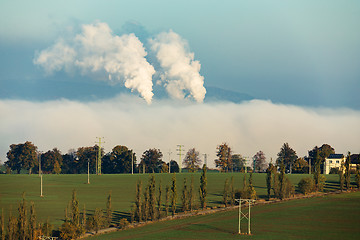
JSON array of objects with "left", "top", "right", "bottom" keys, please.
[{"left": 81, "top": 188, "right": 359, "bottom": 239}]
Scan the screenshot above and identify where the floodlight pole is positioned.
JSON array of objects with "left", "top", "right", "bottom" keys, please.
[
  {"left": 168, "top": 150, "right": 172, "bottom": 173},
  {"left": 177, "top": 145, "right": 184, "bottom": 173},
  {"left": 87, "top": 159, "right": 90, "bottom": 184},
  {"left": 40, "top": 174, "right": 43, "bottom": 197},
  {"left": 131, "top": 150, "right": 134, "bottom": 175}
]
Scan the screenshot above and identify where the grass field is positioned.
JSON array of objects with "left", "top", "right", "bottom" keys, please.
[
  {"left": 0, "top": 172, "right": 343, "bottom": 229},
  {"left": 84, "top": 191, "right": 360, "bottom": 240}
]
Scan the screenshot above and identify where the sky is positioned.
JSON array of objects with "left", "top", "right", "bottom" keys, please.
[{"left": 0, "top": 0, "right": 360, "bottom": 167}]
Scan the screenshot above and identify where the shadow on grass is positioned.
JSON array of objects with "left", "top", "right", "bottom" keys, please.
[{"left": 112, "top": 210, "right": 131, "bottom": 224}]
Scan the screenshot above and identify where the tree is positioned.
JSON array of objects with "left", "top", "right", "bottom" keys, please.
[
  {"left": 148, "top": 175, "right": 156, "bottom": 220},
  {"left": 103, "top": 145, "right": 136, "bottom": 174},
  {"left": 339, "top": 161, "right": 345, "bottom": 191},
  {"left": 140, "top": 149, "right": 163, "bottom": 173},
  {"left": 76, "top": 146, "right": 101, "bottom": 174},
  {"left": 181, "top": 178, "right": 189, "bottom": 211},
  {"left": 29, "top": 202, "right": 37, "bottom": 240},
  {"left": 106, "top": 192, "right": 112, "bottom": 227},
  {"left": 134, "top": 180, "right": 142, "bottom": 222},
  {"left": 6, "top": 141, "right": 38, "bottom": 174},
  {"left": 215, "top": 143, "right": 232, "bottom": 172},
  {"left": 41, "top": 148, "right": 63, "bottom": 174},
  {"left": 279, "top": 162, "right": 286, "bottom": 200},
  {"left": 223, "top": 178, "right": 229, "bottom": 207},
  {"left": 199, "top": 164, "right": 207, "bottom": 209},
  {"left": 266, "top": 163, "right": 274, "bottom": 200},
  {"left": 298, "top": 177, "right": 314, "bottom": 195},
  {"left": 292, "top": 158, "right": 309, "bottom": 173},
  {"left": 344, "top": 152, "right": 351, "bottom": 190},
  {"left": 7, "top": 208, "right": 17, "bottom": 240},
  {"left": 312, "top": 147, "right": 322, "bottom": 191},
  {"left": 231, "top": 154, "right": 245, "bottom": 172},
  {"left": 253, "top": 151, "right": 267, "bottom": 172},
  {"left": 183, "top": 148, "right": 202, "bottom": 172},
  {"left": 61, "top": 150, "right": 78, "bottom": 174},
  {"left": 276, "top": 143, "right": 297, "bottom": 174},
  {"left": 17, "top": 193, "right": 28, "bottom": 240},
  {"left": 157, "top": 180, "right": 162, "bottom": 219},
  {"left": 309, "top": 144, "right": 335, "bottom": 173},
  {"left": 355, "top": 164, "right": 360, "bottom": 189},
  {"left": 170, "top": 174, "right": 177, "bottom": 216},
  {"left": 168, "top": 160, "right": 179, "bottom": 173},
  {"left": 189, "top": 176, "right": 195, "bottom": 211},
  {"left": 165, "top": 185, "right": 170, "bottom": 216},
  {"left": 0, "top": 209, "right": 5, "bottom": 240}
]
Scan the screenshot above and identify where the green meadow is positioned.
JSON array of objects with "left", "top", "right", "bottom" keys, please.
[
  {"left": 85, "top": 191, "right": 360, "bottom": 240},
  {"left": 0, "top": 173, "right": 342, "bottom": 229}
]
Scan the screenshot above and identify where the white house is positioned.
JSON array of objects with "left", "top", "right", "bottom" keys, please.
[{"left": 324, "top": 154, "right": 345, "bottom": 174}]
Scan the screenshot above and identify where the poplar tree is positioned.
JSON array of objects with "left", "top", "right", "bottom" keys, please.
[
  {"left": 142, "top": 187, "right": 150, "bottom": 221},
  {"left": 17, "top": 193, "right": 27, "bottom": 240},
  {"left": 247, "top": 173, "right": 257, "bottom": 200},
  {"left": 7, "top": 208, "right": 17, "bottom": 240},
  {"left": 266, "top": 163, "right": 274, "bottom": 200},
  {"left": 223, "top": 178, "right": 229, "bottom": 207},
  {"left": 199, "top": 164, "right": 207, "bottom": 209},
  {"left": 279, "top": 163, "right": 286, "bottom": 200},
  {"left": 230, "top": 176, "right": 235, "bottom": 206},
  {"left": 135, "top": 180, "right": 142, "bottom": 222},
  {"left": 165, "top": 185, "right": 170, "bottom": 216},
  {"left": 148, "top": 175, "right": 156, "bottom": 220},
  {"left": 339, "top": 162, "right": 345, "bottom": 191},
  {"left": 106, "top": 192, "right": 112, "bottom": 227},
  {"left": 344, "top": 152, "right": 351, "bottom": 189},
  {"left": 189, "top": 176, "right": 195, "bottom": 211},
  {"left": 181, "top": 178, "right": 189, "bottom": 212},
  {"left": 170, "top": 174, "right": 177, "bottom": 216},
  {"left": 157, "top": 180, "right": 162, "bottom": 219},
  {"left": 71, "top": 190, "right": 80, "bottom": 228},
  {"left": 0, "top": 209, "right": 4, "bottom": 240},
  {"left": 93, "top": 208, "right": 104, "bottom": 233},
  {"left": 29, "top": 202, "right": 37, "bottom": 240}
]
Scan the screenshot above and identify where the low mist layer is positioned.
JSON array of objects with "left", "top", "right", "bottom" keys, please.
[{"left": 1, "top": 95, "right": 359, "bottom": 167}]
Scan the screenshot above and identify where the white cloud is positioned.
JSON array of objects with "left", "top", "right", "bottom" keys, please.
[
  {"left": 1, "top": 96, "right": 359, "bottom": 168},
  {"left": 149, "top": 30, "right": 206, "bottom": 103}
]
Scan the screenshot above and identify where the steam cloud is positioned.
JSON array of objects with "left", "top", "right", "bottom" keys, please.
[
  {"left": 1, "top": 96, "right": 359, "bottom": 168},
  {"left": 149, "top": 30, "right": 206, "bottom": 102},
  {"left": 34, "top": 22, "right": 206, "bottom": 103}
]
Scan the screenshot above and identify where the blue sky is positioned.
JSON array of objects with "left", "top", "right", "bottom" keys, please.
[
  {"left": 1, "top": 0, "right": 360, "bottom": 108},
  {"left": 1, "top": 0, "right": 360, "bottom": 166}
]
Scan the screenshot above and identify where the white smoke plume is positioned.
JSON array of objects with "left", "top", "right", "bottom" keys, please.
[
  {"left": 34, "top": 22, "right": 155, "bottom": 104},
  {"left": 149, "top": 30, "right": 206, "bottom": 102}
]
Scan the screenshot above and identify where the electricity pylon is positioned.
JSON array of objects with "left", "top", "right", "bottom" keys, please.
[
  {"left": 236, "top": 198, "right": 255, "bottom": 235},
  {"left": 95, "top": 137, "right": 105, "bottom": 175}
]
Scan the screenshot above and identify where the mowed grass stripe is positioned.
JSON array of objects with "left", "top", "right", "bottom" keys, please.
[
  {"left": 85, "top": 191, "right": 360, "bottom": 240},
  {"left": 0, "top": 173, "right": 341, "bottom": 228}
]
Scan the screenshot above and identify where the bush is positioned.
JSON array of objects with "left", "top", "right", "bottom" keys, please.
[
  {"left": 329, "top": 168, "right": 340, "bottom": 174},
  {"left": 298, "top": 177, "right": 314, "bottom": 195},
  {"left": 118, "top": 218, "right": 129, "bottom": 229}
]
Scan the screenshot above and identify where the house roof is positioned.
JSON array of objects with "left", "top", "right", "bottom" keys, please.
[{"left": 327, "top": 154, "right": 344, "bottom": 159}]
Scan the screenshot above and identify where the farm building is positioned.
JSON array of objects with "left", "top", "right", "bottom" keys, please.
[{"left": 324, "top": 154, "right": 345, "bottom": 174}]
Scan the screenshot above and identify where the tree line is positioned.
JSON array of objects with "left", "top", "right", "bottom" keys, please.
[{"left": 3, "top": 141, "right": 359, "bottom": 175}]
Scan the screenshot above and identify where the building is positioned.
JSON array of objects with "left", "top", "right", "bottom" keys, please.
[
  {"left": 324, "top": 154, "right": 345, "bottom": 174},
  {"left": 350, "top": 154, "right": 360, "bottom": 172}
]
